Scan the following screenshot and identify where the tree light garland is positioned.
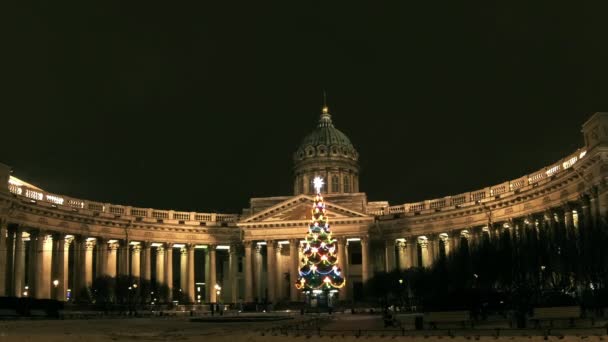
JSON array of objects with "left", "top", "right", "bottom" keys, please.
[{"left": 295, "top": 177, "right": 346, "bottom": 291}]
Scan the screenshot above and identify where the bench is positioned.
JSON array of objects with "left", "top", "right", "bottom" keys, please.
[
  {"left": 530, "top": 306, "right": 581, "bottom": 328},
  {"left": 0, "top": 309, "right": 19, "bottom": 318},
  {"left": 29, "top": 309, "right": 48, "bottom": 318},
  {"left": 424, "top": 311, "right": 472, "bottom": 329}
]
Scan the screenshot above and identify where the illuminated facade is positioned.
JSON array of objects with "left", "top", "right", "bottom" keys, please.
[{"left": 0, "top": 111, "right": 607, "bottom": 304}]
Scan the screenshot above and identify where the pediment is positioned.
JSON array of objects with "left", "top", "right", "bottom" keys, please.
[{"left": 241, "top": 194, "right": 369, "bottom": 223}]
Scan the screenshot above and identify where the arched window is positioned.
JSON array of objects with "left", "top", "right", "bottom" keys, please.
[
  {"left": 343, "top": 175, "right": 351, "bottom": 193},
  {"left": 331, "top": 175, "right": 339, "bottom": 193},
  {"left": 298, "top": 177, "right": 304, "bottom": 194}
]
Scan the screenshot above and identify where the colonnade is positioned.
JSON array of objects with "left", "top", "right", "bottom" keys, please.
[
  {"left": 384, "top": 200, "right": 591, "bottom": 272},
  {"left": 0, "top": 197, "right": 597, "bottom": 303},
  {"left": 0, "top": 227, "right": 238, "bottom": 304}
]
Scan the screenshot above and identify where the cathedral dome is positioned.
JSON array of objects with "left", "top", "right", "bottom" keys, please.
[
  {"left": 293, "top": 104, "right": 360, "bottom": 195},
  {"left": 294, "top": 108, "right": 359, "bottom": 162}
]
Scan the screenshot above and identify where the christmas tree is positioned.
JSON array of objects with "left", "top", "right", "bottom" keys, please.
[{"left": 295, "top": 177, "right": 345, "bottom": 293}]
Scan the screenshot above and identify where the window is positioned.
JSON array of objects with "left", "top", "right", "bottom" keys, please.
[
  {"left": 343, "top": 175, "right": 351, "bottom": 193},
  {"left": 298, "top": 177, "right": 304, "bottom": 194},
  {"left": 331, "top": 175, "right": 339, "bottom": 193}
]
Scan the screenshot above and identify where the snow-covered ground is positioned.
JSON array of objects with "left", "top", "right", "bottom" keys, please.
[{"left": 0, "top": 315, "right": 606, "bottom": 341}]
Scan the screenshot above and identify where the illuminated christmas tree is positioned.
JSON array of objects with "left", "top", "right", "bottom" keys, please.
[{"left": 295, "top": 177, "right": 345, "bottom": 298}]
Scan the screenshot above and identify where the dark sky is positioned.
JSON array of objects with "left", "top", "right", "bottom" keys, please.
[{"left": 3, "top": 2, "right": 608, "bottom": 214}]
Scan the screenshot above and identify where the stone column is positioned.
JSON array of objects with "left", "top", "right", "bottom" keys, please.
[
  {"left": 441, "top": 235, "right": 450, "bottom": 257},
  {"left": 156, "top": 245, "right": 165, "bottom": 287},
  {"left": 131, "top": 244, "right": 141, "bottom": 279},
  {"left": 33, "top": 232, "right": 48, "bottom": 299},
  {"left": 229, "top": 245, "right": 238, "bottom": 303},
  {"left": 450, "top": 231, "right": 460, "bottom": 255},
  {"left": 204, "top": 247, "right": 210, "bottom": 302},
  {"left": 41, "top": 234, "right": 52, "bottom": 299},
  {"left": 385, "top": 239, "right": 396, "bottom": 272},
  {"left": 96, "top": 238, "right": 107, "bottom": 278},
  {"left": 0, "top": 222, "right": 7, "bottom": 296},
  {"left": 28, "top": 231, "right": 38, "bottom": 296},
  {"left": 187, "top": 244, "right": 195, "bottom": 303},
  {"left": 107, "top": 242, "right": 118, "bottom": 278},
  {"left": 244, "top": 241, "right": 254, "bottom": 302},
  {"left": 290, "top": 239, "right": 300, "bottom": 302},
  {"left": 335, "top": 237, "right": 347, "bottom": 300},
  {"left": 275, "top": 244, "right": 283, "bottom": 300},
  {"left": 180, "top": 246, "right": 187, "bottom": 301},
  {"left": 419, "top": 237, "right": 430, "bottom": 268},
  {"left": 62, "top": 237, "right": 72, "bottom": 299},
  {"left": 208, "top": 244, "right": 217, "bottom": 303},
  {"left": 51, "top": 234, "right": 67, "bottom": 301},
  {"left": 591, "top": 186, "right": 602, "bottom": 225},
  {"left": 141, "top": 242, "right": 152, "bottom": 282},
  {"left": 13, "top": 227, "right": 25, "bottom": 297},
  {"left": 164, "top": 243, "right": 173, "bottom": 302},
  {"left": 564, "top": 204, "right": 574, "bottom": 229},
  {"left": 582, "top": 196, "right": 592, "bottom": 228},
  {"left": 361, "top": 237, "right": 370, "bottom": 283},
  {"left": 72, "top": 236, "right": 83, "bottom": 300},
  {"left": 84, "top": 239, "right": 95, "bottom": 287},
  {"left": 117, "top": 241, "right": 129, "bottom": 276},
  {"left": 397, "top": 241, "right": 409, "bottom": 270},
  {"left": 5, "top": 226, "right": 15, "bottom": 297},
  {"left": 254, "top": 244, "right": 263, "bottom": 302},
  {"left": 266, "top": 241, "right": 276, "bottom": 303}
]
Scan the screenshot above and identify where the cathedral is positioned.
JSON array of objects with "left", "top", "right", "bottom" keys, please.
[{"left": 0, "top": 109, "right": 606, "bottom": 305}]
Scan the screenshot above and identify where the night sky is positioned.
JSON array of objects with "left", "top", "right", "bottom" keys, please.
[{"left": 3, "top": 2, "right": 608, "bottom": 214}]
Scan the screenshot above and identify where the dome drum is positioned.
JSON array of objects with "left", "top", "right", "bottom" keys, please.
[{"left": 293, "top": 105, "right": 359, "bottom": 195}]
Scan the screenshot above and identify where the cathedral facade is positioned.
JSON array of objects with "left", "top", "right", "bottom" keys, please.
[{"left": 0, "top": 110, "right": 607, "bottom": 304}]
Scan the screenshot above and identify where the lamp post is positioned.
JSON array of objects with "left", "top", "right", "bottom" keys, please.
[{"left": 53, "top": 280, "right": 59, "bottom": 300}]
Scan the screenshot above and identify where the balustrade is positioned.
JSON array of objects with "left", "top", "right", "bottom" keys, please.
[
  {"left": 370, "top": 148, "right": 587, "bottom": 216},
  {"left": 7, "top": 180, "right": 239, "bottom": 224}
]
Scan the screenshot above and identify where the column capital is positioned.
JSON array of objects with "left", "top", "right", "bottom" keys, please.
[
  {"left": 140, "top": 241, "right": 152, "bottom": 249},
  {"left": 156, "top": 245, "right": 165, "bottom": 253},
  {"left": 180, "top": 246, "right": 188, "bottom": 255},
  {"left": 85, "top": 239, "right": 96, "bottom": 249},
  {"left": 206, "top": 244, "right": 216, "bottom": 251},
  {"left": 360, "top": 235, "right": 369, "bottom": 245},
  {"left": 108, "top": 242, "right": 119, "bottom": 250},
  {"left": 243, "top": 240, "right": 253, "bottom": 248},
  {"left": 397, "top": 240, "right": 406, "bottom": 249},
  {"left": 165, "top": 242, "right": 174, "bottom": 249},
  {"left": 417, "top": 236, "right": 428, "bottom": 248},
  {"left": 385, "top": 239, "right": 395, "bottom": 247},
  {"left": 64, "top": 236, "right": 74, "bottom": 248},
  {"left": 132, "top": 243, "right": 141, "bottom": 253}
]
